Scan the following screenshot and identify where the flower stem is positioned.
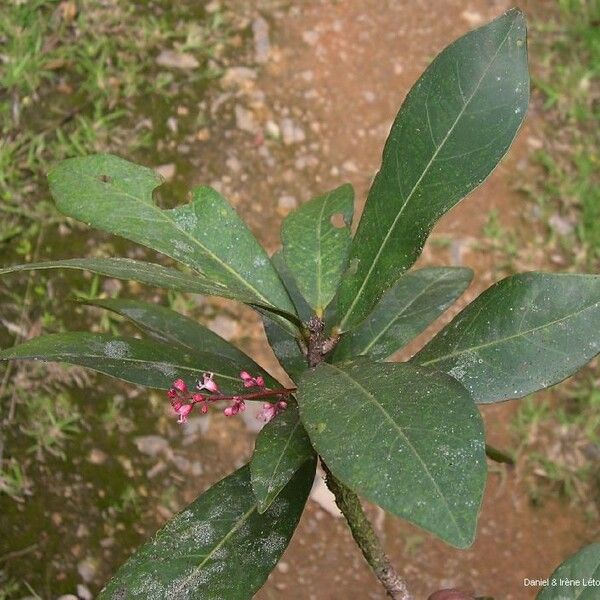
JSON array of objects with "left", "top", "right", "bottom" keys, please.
[
  {"left": 323, "top": 464, "right": 413, "bottom": 600},
  {"left": 210, "top": 387, "right": 296, "bottom": 402}
]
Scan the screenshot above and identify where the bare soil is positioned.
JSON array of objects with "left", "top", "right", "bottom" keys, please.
[{"left": 1, "top": 1, "right": 597, "bottom": 598}]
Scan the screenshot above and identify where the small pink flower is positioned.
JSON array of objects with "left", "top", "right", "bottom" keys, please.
[
  {"left": 257, "top": 399, "right": 287, "bottom": 423},
  {"left": 197, "top": 372, "right": 219, "bottom": 393},
  {"left": 175, "top": 403, "right": 193, "bottom": 424},
  {"left": 224, "top": 396, "right": 246, "bottom": 417},
  {"left": 173, "top": 379, "right": 188, "bottom": 393},
  {"left": 239, "top": 371, "right": 266, "bottom": 389}
]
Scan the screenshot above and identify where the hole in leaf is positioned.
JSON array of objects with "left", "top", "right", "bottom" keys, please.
[
  {"left": 98, "top": 174, "right": 112, "bottom": 183},
  {"left": 347, "top": 258, "right": 360, "bottom": 275},
  {"left": 330, "top": 212, "right": 346, "bottom": 228}
]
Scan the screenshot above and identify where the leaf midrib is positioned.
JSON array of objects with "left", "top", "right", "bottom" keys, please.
[
  {"left": 171, "top": 504, "right": 256, "bottom": 594},
  {"left": 1, "top": 345, "right": 241, "bottom": 384},
  {"left": 262, "top": 419, "right": 301, "bottom": 510},
  {"left": 339, "top": 16, "right": 518, "bottom": 329},
  {"left": 419, "top": 299, "right": 600, "bottom": 366},
  {"left": 77, "top": 170, "right": 282, "bottom": 311},
  {"left": 327, "top": 363, "right": 466, "bottom": 543},
  {"left": 314, "top": 191, "right": 330, "bottom": 312},
  {"left": 358, "top": 271, "right": 458, "bottom": 355}
]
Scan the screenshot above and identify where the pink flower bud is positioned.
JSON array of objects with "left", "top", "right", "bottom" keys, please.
[
  {"left": 191, "top": 393, "right": 204, "bottom": 403},
  {"left": 255, "top": 376, "right": 265, "bottom": 388},
  {"left": 172, "top": 379, "right": 188, "bottom": 393},
  {"left": 224, "top": 406, "right": 235, "bottom": 417},
  {"left": 167, "top": 388, "right": 178, "bottom": 399},
  {"left": 175, "top": 403, "right": 193, "bottom": 423},
  {"left": 240, "top": 371, "right": 252, "bottom": 381}
]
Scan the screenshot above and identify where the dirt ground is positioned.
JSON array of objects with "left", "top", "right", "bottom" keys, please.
[
  {"left": 205, "top": 1, "right": 594, "bottom": 598},
  {"left": 1, "top": 1, "right": 597, "bottom": 598}
]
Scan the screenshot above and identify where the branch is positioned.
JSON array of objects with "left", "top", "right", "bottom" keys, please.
[{"left": 323, "top": 465, "right": 413, "bottom": 600}]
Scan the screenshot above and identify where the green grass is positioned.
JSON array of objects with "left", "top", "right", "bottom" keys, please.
[
  {"left": 20, "top": 393, "right": 81, "bottom": 459},
  {"left": 513, "top": 379, "right": 600, "bottom": 511},
  {"left": 0, "top": 0, "right": 238, "bottom": 507},
  {"left": 513, "top": 0, "right": 600, "bottom": 509},
  {"left": 0, "top": 0, "right": 233, "bottom": 238},
  {"left": 522, "top": 0, "right": 600, "bottom": 265}
]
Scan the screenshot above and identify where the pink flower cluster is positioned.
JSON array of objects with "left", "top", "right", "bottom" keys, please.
[
  {"left": 166, "top": 370, "right": 289, "bottom": 424},
  {"left": 257, "top": 400, "right": 288, "bottom": 422}
]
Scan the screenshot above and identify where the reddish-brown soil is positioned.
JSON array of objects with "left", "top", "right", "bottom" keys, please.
[
  {"left": 206, "top": 1, "right": 595, "bottom": 598},
  {"left": 2, "top": 1, "right": 596, "bottom": 598}
]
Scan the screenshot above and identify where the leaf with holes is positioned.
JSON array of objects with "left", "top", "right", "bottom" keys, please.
[
  {"left": 98, "top": 461, "right": 315, "bottom": 599},
  {"left": 297, "top": 360, "right": 486, "bottom": 548},
  {"left": 333, "top": 267, "right": 472, "bottom": 361},
  {"left": 414, "top": 273, "right": 600, "bottom": 403},
  {"left": 48, "top": 154, "right": 298, "bottom": 332},
  {"left": 0, "top": 333, "right": 248, "bottom": 393},
  {"left": 251, "top": 403, "right": 315, "bottom": 513},
  {"left": 282, "top": 184, "right": 354, "bottom": 315},
  {"left": 87, "top": 298, "right": 280, "bottom": 387},
  {"left": 538, "top": 543, "right": 600, "bottom": 599},
  {"left": 0, "top": 258, "right": 227, "bottom": 296},
  {"left": 337, "top": 9, "right": 528, "bottom": 329}
]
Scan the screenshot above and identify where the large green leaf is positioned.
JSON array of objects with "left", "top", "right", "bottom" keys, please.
[
  {"left": 537, "top": 543, "right": 600, "bottom": 599},
  {"left": 414, "top": 273, "right": 600, "bottom": 403},
  {"left": 87, "top": 298, "right": 279, "bottom": 387},
  {"left": 48, "top": 154, "right": 298, "bottom": 330},
  {"left": 333, "top": 267, "right": 472, "bottom": 361},
  {"left": 297, "top": 360, "right": 486, "bottom": 548},
  {"left": 99, "top": 462, "right": 315, "bottom": 600},
  {"left": 0, "top": 333, "right": 248, "bottom": 393},
  {"left": 337, "top": 9, "right": 529, "bottom": 329},
  {"left": 281, "top": 185, "right": 354, "bottom": 315},
  {"left": 0, "top": 258, "right": 226, "bottom": 296},
  {"left": 250, "top": 403, "right": 315, "bottom": 513}
]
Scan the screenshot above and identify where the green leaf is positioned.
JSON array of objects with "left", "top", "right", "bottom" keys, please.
[
  {"left": 262, "top": 316, "right": 307, "bottom": 383},
  {"left": 537, "top": 543, "right": 600, "bottom": 599},
  {"left": 281, "top": 185, "right": 354, "bottom": 315},
  {"left": 333, "top": 267, "right": 472, "bottom": 361},
  {"left": 414, "top": 273, "right": 600, "bottom": 403},
  {"left": 87, "top": 298, "right": 279, "bottom": 387},
  {"left": 297, "top": 360, "right": 486, "bottom": 548},
  {"left": 99, "top": 461, "right": 315, "bottom": 600},
  {"left": 0, "top": 258, "right": 227, "bottom": 296},
  {"left": 0, "top": 332, "right": 248, "bottom": 393},
  {"left": 48, "top": 154, "right": 298, "bottom": 330},
  {"left": 337, "top": 9, "right": 529, "bottom": 329},
  {"left": 261, "top": 252, "right": 309, "bottom": 382},
  {"left": 250, "top": 403, "right": 315, "bottom": 513},
  {"left": 271, "top": 251, "right": 313, "bottom": 322}
]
